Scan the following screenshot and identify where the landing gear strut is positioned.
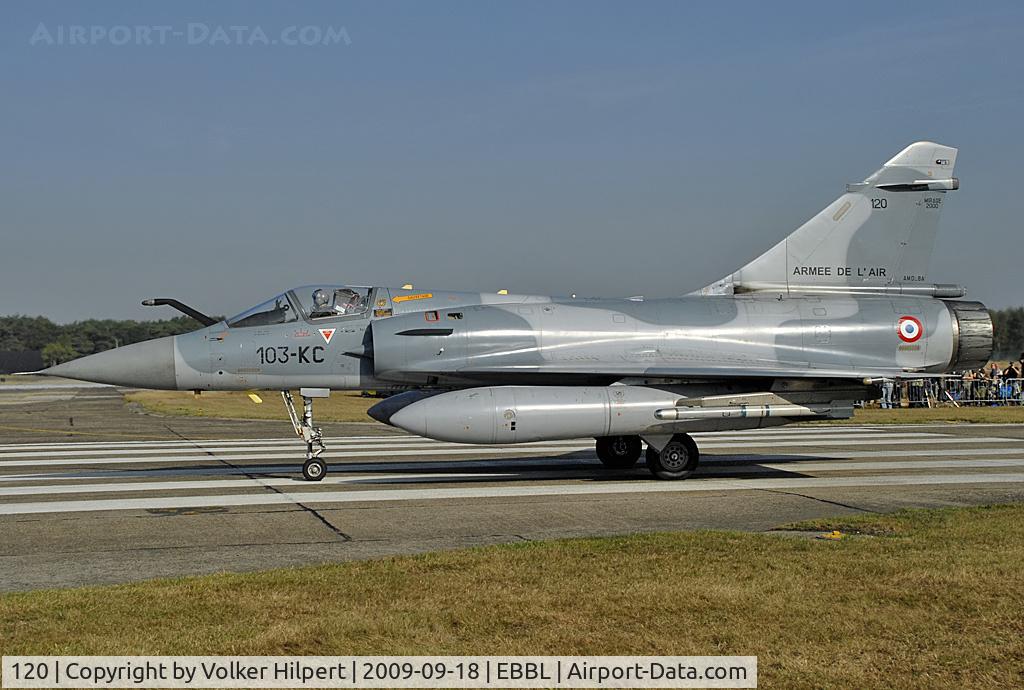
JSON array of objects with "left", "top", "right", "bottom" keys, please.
[
  {"left": 283, "top": 390, "right": 326, "bottom": 481},
  {"left": 645, "top": 433, "right": 700, "bottom": 480}
]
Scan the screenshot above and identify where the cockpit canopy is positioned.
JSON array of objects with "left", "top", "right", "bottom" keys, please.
[
  {"left": 226, "top": 294, "right": 297, "bottom": 328},
  {"left": 226, "top": 285, "right": 372, "bottom": 328},
  {"left": 294, "top": 285, "right": 371, "bottom": 320}
]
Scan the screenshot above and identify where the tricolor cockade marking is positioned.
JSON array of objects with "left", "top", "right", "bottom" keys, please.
[{"left": 897, "top": 316, "right": 923, "bottom": 343}]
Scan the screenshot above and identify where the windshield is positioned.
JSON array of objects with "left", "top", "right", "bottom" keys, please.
[
  {"left": 293, "top": 285, "right": 371, "bottom": 320},
  {"left": 226, "top": 294, "right": 298, "bottom": 328}
]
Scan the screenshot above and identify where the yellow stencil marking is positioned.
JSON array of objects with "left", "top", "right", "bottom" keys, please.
[{"left": 392, "top": 293, "right": 433, "bottom": 303}]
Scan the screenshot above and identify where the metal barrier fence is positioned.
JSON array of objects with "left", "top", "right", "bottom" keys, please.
[{"left": 876, "top": 377, "right": 1024, "bottom": 408}]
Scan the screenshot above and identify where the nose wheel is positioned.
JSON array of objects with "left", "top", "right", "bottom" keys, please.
[
  {"left": 302, "top": 458, "right": 326, "bottom": 482},
  {"left": 283, "top": 390, "right": 328, "bottom": 481}
]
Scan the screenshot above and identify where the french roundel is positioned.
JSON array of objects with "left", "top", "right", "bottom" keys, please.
[{"left": 897, "top": 316, "right": 923, "bottom": 343}]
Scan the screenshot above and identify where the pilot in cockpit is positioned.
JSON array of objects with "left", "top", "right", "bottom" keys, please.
[
  {"left": 309, "top": 288, "right": 365, "bottom": 318},
  {"left": 310, "top": 289, "right": 333, "bottom": 318}
]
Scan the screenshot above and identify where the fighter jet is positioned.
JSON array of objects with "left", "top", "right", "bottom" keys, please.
[{"left": 39, "top": 142, "right": 993, "bottom": 481}]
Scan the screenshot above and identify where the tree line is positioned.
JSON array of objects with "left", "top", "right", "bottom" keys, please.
[
  {"left": 0, "top": 315, "right": 206, "bottom": 366},
  {"left": 992, "top": 307, "right": 1024, "bottom": 359},
  {"left": 1, "top": 306, "right": 1022, "bottom": 368}
]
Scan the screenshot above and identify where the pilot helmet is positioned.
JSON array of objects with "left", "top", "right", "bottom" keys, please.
[{"left": 312, "top": 289, "right": 330, "bottom": 308}]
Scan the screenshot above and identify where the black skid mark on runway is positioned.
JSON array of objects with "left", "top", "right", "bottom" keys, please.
[
  {"left": 147, "top": 506, "right": 229, "bottom": 517},
  {"left": 756, "top": 488, "right": 877, "bottom": 514},
  {"left": 163, "top": 425, "right": 353, "bottom": 542}
]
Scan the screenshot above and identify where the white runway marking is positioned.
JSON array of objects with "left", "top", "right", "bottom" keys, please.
[
  {"left": 0, "top": 446, "right": 594, "bottom": 467},
  {"left": 0, "top": 435, "right": 1016, "bottom": 468},
  {"left": 0, "top": 460, "right": 576, "bottom": 482},
  {"left": 0, "top": 432, "right": 947, "bottom": 458},
  {"left": 3, "top": 447, "right": 1024, "bottom": 485},
  {"left": 3, "top": 459, "right": 1024, "bottom": 498},
  {"left": 0, "top": 426, "right": 888, "bottom": 451},
  {"left": 1, "top": 426, "right": 1022, "bottom": 516},
  {"left": 3, "top": 473, "right": 1024, "bottom": 515},
  {"left": 0, "top": 472, "right": 518, "bottom": 497}
]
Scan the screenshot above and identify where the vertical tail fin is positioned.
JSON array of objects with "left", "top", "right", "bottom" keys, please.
[{"left": 699, "top": 141, "right": 962, "bottom": 297}]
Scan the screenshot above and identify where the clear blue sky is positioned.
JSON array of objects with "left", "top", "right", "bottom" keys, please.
[{"left": 2, "top": 1, "right": 1022, "bottom": 321}]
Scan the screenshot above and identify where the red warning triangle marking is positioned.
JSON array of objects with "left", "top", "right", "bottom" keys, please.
[{"left": 318, "top": 328, "right": 336, "bottom": 344}]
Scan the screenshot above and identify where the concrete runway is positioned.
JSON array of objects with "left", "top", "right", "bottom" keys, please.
[{"left": 2, "top": 387, "right": 1023, "bottom": 592}]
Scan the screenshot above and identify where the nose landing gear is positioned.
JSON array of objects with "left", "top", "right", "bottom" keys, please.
[{"left": 282, "top": 389, "right": 328, "bottom": 481}]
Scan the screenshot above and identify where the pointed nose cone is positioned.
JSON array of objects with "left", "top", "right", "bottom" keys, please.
[
  {"left": 40, "top": 336, "right": 178, "bottom": 389},
  {"left": 367, "top": 390, "right": 442, "bottom": 428},
  {"left": 387, "top": 405, "right": 427, "bottom": 436}
]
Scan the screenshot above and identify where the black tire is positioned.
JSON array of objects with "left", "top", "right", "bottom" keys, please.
[
  {"left": 645, "top": 434, "right": 700, "bottom": 480},
  {"left": 595, "top": 435, "right": 643, "bottom": 468},
  {"left": 302, "top": 458, "right": 327, "bottom": 482}
]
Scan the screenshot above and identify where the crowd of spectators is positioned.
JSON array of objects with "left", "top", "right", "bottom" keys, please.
[{"left": 879, "top": 353, "right": 1024, "bottom": 408}]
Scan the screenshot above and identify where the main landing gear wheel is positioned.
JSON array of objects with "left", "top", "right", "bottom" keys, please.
[
  {"left": 646, "top": 433, "right": 700, "bottom": 480},
  {"left": 283, "top": 390, "right": 328, "bottom": 481},
  {"left": 302, "top": 458, "right": 326, "bottom": 482},
  {"left": 595, "top": 435, "right": 643, "bottom": 468}
]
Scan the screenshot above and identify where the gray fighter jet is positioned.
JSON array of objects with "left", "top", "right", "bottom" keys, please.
[{"left": 39, "top": 142, "right": 993, "bottom": 481}]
